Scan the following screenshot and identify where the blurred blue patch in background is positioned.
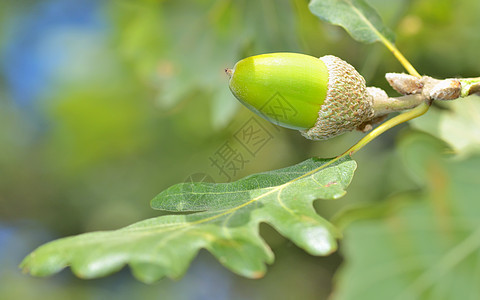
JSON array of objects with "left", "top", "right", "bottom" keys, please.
[{"left": 1, "top": 0, "right": 105, "bottom": 108}]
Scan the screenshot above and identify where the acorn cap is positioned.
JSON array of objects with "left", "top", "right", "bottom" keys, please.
[{"left": 301, "top": 55, "right": 375, "bottom": 140}]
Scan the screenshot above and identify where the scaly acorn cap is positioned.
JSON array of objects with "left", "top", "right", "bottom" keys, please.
[
  {"left": 301, "top": 55, "right": 375, "bottom": 140},
  {"left": 227, "top": 53, "right": 378, "bottom": 140}
]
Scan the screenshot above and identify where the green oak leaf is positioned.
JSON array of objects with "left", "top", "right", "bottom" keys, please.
[
  {"left": 21, "top": 157, "right": 356, "bottom": 283},
  {"left": 308, "top": 0, "right": 395, "bottom": 44},
  {"left": 333, "top": 132, "right": 480, "bottom": 300}
]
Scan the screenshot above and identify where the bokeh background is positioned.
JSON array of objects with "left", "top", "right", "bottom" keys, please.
[{"left": 1, "top": 0, "right": 479, "bottom": 299}]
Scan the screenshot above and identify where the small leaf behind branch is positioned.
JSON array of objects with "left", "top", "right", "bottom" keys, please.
[
  {"left": 308, "top": 0, "right": 395, "bottom": 44},
  {"left": 21, "top": 157, "right": 356, "bottom": 283}
]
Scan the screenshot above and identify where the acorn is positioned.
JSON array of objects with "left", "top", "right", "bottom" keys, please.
[{"left": 226, "top": 52, "right": 387, "bottom": 140}]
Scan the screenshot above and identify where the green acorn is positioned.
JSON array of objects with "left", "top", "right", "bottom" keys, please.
[{"left": 226, "top": 52, "right": 379, "bottom": 140}]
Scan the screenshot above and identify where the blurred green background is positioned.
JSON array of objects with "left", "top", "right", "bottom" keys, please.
[{"left": 1, "top": 0, "right": 479, "bottom": 299}]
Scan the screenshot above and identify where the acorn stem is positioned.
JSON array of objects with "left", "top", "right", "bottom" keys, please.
[
  {"left": 372, "top": 94, "right": 425, "bottom": 116},
  {"left": 343, "top": 101, "right": 431, "bottom": 157},
  {"left": 313, "top": 102, "right": 431, "bottom": 172}
]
